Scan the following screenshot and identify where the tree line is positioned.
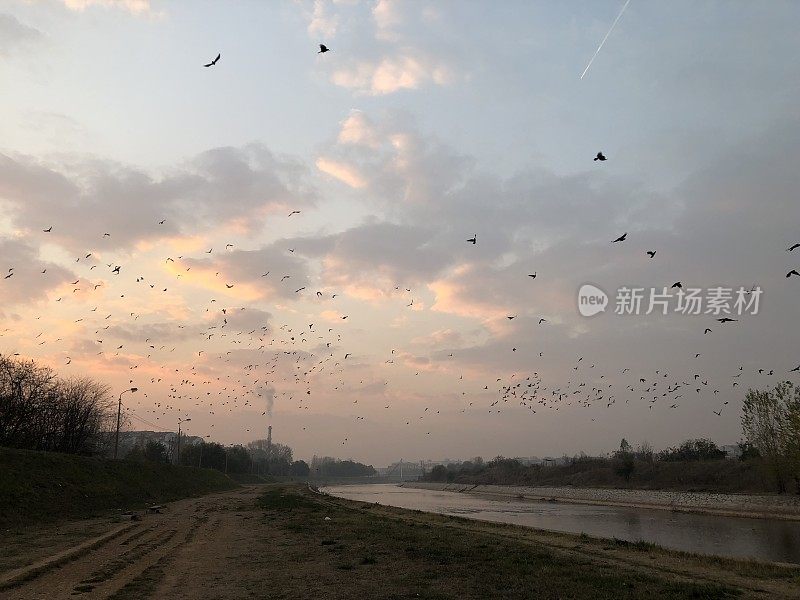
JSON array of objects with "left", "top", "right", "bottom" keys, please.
[
  {"left": 426, "top": 382, "right": 800, "bottom": 494},
  {"left": 0, "top": 354, "right": 114, "bottom": 455},
  {"left": 124, "top": 436, "right": 312, "bottom": 476}
]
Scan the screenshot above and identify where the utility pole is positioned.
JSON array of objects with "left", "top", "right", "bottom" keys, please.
[
  {"left": 177, "top": 418, "right": 191, "bottom": 465},
  {"left": 113, "top": 387, "right": 138, "bottom": 459}
]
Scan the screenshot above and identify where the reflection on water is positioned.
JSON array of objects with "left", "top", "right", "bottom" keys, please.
[{"left": 321, "top": 483, "right": 800, "bottom": 564}]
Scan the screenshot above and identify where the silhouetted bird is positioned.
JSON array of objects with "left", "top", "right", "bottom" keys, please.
[
  {"left": 788, "top": 243, "right": 800, "bottom": 252},
  {"left": 611, "top": 232, "right": 627, "bottom": 243},
  {"left": 318, "top": 44, "right": 330, "bottom": 53},
  {"left": 43, "top": 226, "right": 52, "bottom": 232},
  {"left": 717, "top": 317, "right": 737, "bottom": 323},
  {"left": 704, "top": 328, "right": 712, "bottom": 334},
  {"left": 671, "top": 281, "right": 682, "bottom": 289},
  {"left": 594, "top": 152, "right": 606, "bottom": 161},
  {"left": 466, "top": 235, "right": 476, "bottom": 244},
  {"left": 646, "top": 250, "right": 656, "bottom": 258},
  {"left": 204, "top": 53, "right": 221, "bottom": 67},
  {"left": 787, "top": 269, "right": 800, "bottom": 278}
]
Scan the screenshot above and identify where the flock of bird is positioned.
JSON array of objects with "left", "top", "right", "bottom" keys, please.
[{"left": 1, "top": 42, "right": 798, "bottom": 454}]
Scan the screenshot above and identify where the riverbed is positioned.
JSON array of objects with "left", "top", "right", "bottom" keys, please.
[{"left": 321, "top": 483, "right": 800, "bottom": 564}]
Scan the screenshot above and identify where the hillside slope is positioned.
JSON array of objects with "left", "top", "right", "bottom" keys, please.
[{"left": 0, "top": 447, "right": 237, "bottom": 527}]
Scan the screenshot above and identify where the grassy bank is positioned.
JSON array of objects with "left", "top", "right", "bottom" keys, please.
[
  {"left": 0, "top": 447, "right": 237, "bottom": 528},
  {"left": 254, "top": 484, "right": 800, "bottom": 599}
]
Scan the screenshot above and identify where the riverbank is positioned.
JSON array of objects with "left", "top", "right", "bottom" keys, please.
[
  {"left": 0, "top": 447, "right": 237, "bottom": 527},
  {"left": 402, "top": 481, "right": 800, "bottom": 520},
  {"left": 4, "top": 483, "right": 800, "bottom": 599}
]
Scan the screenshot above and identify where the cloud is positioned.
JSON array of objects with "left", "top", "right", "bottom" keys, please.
[
  {"left": 306, "top": 0, "right": 339, "bottom": 39},
  {"left": 372, "top": 0, "right": 402, "bottom": 41},
  {"left": 0, "top": 13, "right": 42, "bottom": 56},
  {"left": 315, "top": 157, "right": 367, "bottom": 188},
  {"left": 178, "top": 241, "right": 312, "bottom": 302},
  {"left": 301, "top": 1, "right": 460, "bottom": 96},
  {"left": 0, "top": 144, "right": 316, "bottom": 252},
  {"left": 330, "top": 52, "right": 455, "bottom": 95},
  {"left": 60, "top": 0, "right": 155, "bottom": 16},
  {"left": 107, "top": 321, "right": 199, "bottom": 343},
  {"left": 0, "top": 237, "right": 74, "bottom": 305}
]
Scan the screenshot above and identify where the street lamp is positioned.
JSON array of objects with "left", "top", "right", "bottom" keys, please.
[
  {"left": 113, "top": 387, "right": 138, "bottom": 459},
  {"left": 177, "top": 418, "right": 191, "bottom": 465}
]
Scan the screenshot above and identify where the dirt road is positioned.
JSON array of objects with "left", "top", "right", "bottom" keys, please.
[
  {"left": 2, "top": 486, "right": 267, "bottom": 599},
  {"left": 3, "top": 484, "right": 800, "bottom": 599}
]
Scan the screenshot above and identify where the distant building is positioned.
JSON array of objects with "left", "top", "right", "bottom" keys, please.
[
  {"left": 721, "top": 444, "right": 742, "bottom": 459},
  {"left": 116, "top": 430, "right": 202, "bottom": 458}
]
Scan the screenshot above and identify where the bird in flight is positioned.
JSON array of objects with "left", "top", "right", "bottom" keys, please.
[
  {"left": 790, "top": 365, "right": 800, "bottom": 372},
  {"left": 204, "top": 53, "right": 221, "bottom": 67},
  {"left": 787, "top": 269, "right": 800, "bottom": 278},
  {"left": 787, "top": 243, "right": 799, "bottom": 252},
  {"left": 528, "top": 272, "right": 537, "bottom": 279},
  {"left": 594, "top": 152, "right": 607, "bottom": 162},
  {"left": 466, "top": 235, "right": 477, "bottom": 245},
  {"left": 611, "top": 232, "right": 627, "bottom": 243},
  {"left": 704, "top": 328, "right": 712, "bottom": 334},
  {"left": 646, "top": 250, "right": 656, "bottom": 258},
  {"left": 318, "top": 44, "right": 330, "bottom": 54},
  {"left": 288, "top": 210, "right": 301, "bottom": 217},
  {"left": 43, "top": 226, "right": 52, "bottom": 233},
  {"left": 671, "top": 281, "right": 682, "bottom": 289},
  {"left": 717, "top": 317, "right": 737, "bottom": 323},
  {"left": 226, "top": 284, "right": 234, "bottom": 289}
]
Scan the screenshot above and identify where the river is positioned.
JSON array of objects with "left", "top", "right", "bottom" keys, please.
[{"left": 321, "top": 483, "right": 800, "bottom": 564}]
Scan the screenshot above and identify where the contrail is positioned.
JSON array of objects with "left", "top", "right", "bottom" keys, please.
[{"left": 580, "top": 0, "right": 631, "bottom": 80}]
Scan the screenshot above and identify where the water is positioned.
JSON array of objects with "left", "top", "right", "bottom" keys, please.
[{"left": 321, "top": 483, "right": 800, "bottom": 564}]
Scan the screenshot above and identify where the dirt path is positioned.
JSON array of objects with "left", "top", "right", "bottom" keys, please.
[
  {"left": 3, "top": 484, "right": 799, "bottom": 599},
  {"left": 2, "top": 487, "right": 263, "bottom": 599}
]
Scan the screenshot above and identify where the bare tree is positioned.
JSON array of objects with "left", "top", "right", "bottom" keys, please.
[{"left": 0, "top": 355, "right": 114, "bottom": 455}]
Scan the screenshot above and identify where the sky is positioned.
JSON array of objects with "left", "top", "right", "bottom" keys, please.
[{"left": 1, "top": 0, "right": 799, "bottom": 465}]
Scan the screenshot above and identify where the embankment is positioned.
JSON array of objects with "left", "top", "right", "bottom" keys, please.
[
  {"left": 401, "top": 481, "right": 800, "bottom": 520},
  {"left": 0, "top": 447, "right": 237, "bottom": 528}
]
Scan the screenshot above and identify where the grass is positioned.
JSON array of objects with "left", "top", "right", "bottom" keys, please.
[
  {"left": 253, "top": 484, "right": 755, "bottom": 599},
  {"left": 227, "top": 472, "right": 275, "bottom": 484},
  {"left": 0, "top": 446, "right": 237, "bottom": 528}
]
